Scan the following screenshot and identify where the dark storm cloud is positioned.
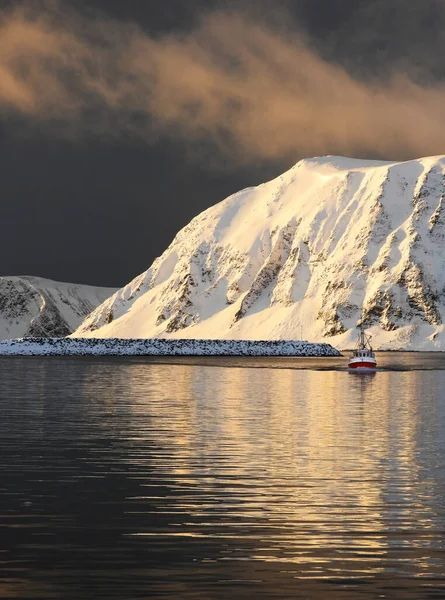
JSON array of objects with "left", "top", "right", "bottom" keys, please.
[
  {"left": 327, "top": 0, "right": 445, "bottom": 80},
  {"left": 2, "top": 1, "right": 445, "bottom": 165},
  {"left": 2, "top": 0, "right": 445, "bottom": 287}
]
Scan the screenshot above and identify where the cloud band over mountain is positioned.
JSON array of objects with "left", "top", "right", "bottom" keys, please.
[{"left": 2, "top": 2, "right": 445, "bottom": 164}]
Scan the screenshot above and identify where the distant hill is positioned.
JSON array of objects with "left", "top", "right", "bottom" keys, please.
[{"left": 0, "top": 276, "right": 115, "bottom": 339}]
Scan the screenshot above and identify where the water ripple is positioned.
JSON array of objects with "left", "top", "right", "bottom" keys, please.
[{"left": 1, "top": 356, "right": 445, "bottom": 598}]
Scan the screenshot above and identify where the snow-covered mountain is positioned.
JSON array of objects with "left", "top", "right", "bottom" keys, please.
[
  {"left": 73, "top": 155, "right": 445, "bottom": 350},
  {"left": 0, "top": 276, "right": 115, "bottom": 340}
]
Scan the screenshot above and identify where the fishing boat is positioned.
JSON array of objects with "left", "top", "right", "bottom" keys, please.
[{"left": 348, "top": 324, "right": 377, "bottom": 370}]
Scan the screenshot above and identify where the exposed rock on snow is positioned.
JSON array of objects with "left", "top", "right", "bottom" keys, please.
[
  {"left": 0, "top": 276, "right": 115, "bottom": 340},
  {"left": 0, "top": 338, "right": 341, "bottom": 357},
  {"left": 73, "top": 155, "right": 445, "bottom": 350}
]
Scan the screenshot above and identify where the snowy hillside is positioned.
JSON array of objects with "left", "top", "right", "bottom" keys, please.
[
  {"left": 73, "top": 155, "right": 445, "bottom": 350},
  {"left": 0, "top": 276, "right": 115, "bottom": 340}
]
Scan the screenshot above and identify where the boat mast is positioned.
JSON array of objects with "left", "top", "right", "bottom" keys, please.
[
  {"left": 357, "top": 321, "right": 372, "bottom": 351},
  {"left": 359, "top": 323, "right": 366, "bottom": 349}
]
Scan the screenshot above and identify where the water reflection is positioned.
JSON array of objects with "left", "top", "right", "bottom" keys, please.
[
  {"left": 124, "top": 367, "right": 445, "bottom": 566},
  {"left": 1, "top": 357, "right": 445, "bottom": 598}
]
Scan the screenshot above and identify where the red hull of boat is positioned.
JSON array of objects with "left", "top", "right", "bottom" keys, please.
[{"left": 348, "top": 361, "right": 376, "bottom": 369}]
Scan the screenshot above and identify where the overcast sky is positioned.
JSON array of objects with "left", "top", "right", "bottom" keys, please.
[{"left": 1, "top": 0, "right": 445, "bottom": 287}]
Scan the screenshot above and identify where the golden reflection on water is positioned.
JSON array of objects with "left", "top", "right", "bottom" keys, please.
[
  {"left": 117, "top": 363, "right": 445, "bottom": 578},
  {"left": 2, "top": 358, "right": 445, "bottom": 599}
]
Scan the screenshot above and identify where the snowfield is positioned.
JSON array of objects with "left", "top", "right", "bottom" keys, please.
[
  {"left": 0, "top": 338, "right": 341, "bottom": 357},
  {"left": 72, "top": 155, "right": 445, "bottom": 351},
  {"left": 0, "top": 276, "right": 115, "bottom": 340}
]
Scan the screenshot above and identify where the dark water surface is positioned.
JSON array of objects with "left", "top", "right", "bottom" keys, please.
[{"left": 2, "top": 353, "right": 445, "bottom": 599}]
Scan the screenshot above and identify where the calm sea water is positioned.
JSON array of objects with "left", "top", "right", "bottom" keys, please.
[{"left": 2, "top": 353, "right": 445, "bottom": 599}]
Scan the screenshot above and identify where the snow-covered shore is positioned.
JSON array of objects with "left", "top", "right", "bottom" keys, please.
[{"left": 0, "top": 338, "right": 342, "bottom": 357}]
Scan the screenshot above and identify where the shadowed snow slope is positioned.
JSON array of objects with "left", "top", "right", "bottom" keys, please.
[
  {"left": 73, "top": 155, "right": 445, "bottom": 350},
  {"left": 0, "top": 276, "right": 115, "bottom": 340}
]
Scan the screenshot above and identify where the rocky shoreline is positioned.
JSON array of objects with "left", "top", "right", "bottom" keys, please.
[{"left": 0, "top": 338, "right": 342, "bottom": 357}]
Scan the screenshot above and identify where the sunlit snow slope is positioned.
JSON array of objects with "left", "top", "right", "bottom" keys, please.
[
  {"left": 73, "top": 156, "right": 445, "bottom": 350},
  {"left": 0, "top": 276, "right": 115, "bottom": 340}
]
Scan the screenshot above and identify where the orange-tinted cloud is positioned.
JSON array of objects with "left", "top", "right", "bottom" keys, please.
[{"left": 1, "top": 3, "right": 445, "bottom": 163}]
